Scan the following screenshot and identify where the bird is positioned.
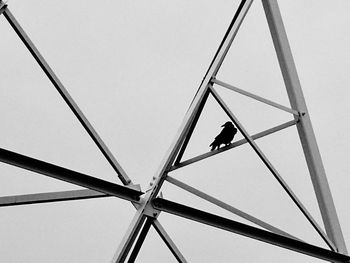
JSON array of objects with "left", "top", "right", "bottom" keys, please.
[{"left": 209, "top": 121, "right": 237, "bottom": 151}]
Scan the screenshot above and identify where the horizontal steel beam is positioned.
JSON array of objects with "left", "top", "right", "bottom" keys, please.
[
  {"left": 152, "top": 198, "right": 350, "bottom": 263},
  {"left": 169, "top": 120, "right": 297, "bottom": 171},
  {"left": 0, "top": 189, "right": 109, "bottom": 207},
  {"left": 0, "top": 148, "right": 143, "bottom": 202},
  {"left": 212, "top": 78, "right": 299, "bottom": 115}
]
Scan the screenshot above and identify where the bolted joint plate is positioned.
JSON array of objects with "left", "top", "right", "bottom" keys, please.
[
  {"left": 0, "top": 2, "right": 7, "bottom": 15},
  {"left": 142, "top": 199, "right": 161, "bottom": 218}
]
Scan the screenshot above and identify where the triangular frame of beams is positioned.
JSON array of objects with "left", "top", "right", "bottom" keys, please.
[{"left": 0, "top": 0, "right": 348, "bottom": 262}]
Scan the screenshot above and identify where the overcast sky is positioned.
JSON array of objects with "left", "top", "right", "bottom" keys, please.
[{"left": 0, "top": 0, "right": 350, "bottom": 262}]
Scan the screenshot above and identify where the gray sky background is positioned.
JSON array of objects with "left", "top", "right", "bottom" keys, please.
[{"left": 0, "top": 0, "right": 350, "bottom": 262}]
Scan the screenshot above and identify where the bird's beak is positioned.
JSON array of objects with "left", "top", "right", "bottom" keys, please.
[{"left": 221, "top": 124, "right": 225, "bottom": 127}]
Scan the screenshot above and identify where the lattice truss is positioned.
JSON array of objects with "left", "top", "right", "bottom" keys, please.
[{"left": 0, "top": 0, "right": 349, "bottom": 262}]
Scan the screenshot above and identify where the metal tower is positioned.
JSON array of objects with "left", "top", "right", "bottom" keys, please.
[{"left": 0, "top": 0, "right": 348, "bottom": 262}]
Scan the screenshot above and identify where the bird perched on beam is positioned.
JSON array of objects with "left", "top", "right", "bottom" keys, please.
[{"left": 209, "top": 121, "right": 237, "bottom": 151}]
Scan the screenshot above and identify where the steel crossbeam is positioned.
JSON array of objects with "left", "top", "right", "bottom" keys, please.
[
  {"left": 0, "top": 189, "right": 108, "bottom": 207},
  {"left": 152, "top": 198, "right": 350, "bottom": 263},
  {"left": 212, "top": 78, "right": 300, "bottom": 115},
  {"left": 166, "top": 175, "right": 301, "bottom": 241},
  {"left": 0, "top": 148, "right": 143, "bottom": 202},
  {"left": 169, "top": 119, "right": 297, "bottom": 171}
]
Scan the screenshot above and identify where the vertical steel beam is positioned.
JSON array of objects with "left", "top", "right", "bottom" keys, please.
[
  {"left": 262, "top": 0, "right": 347, "bottom": 254},
  {"left": 127, "top": 218, "right": 153, "bottom": 263},
  {"left": 111, "top": 212, "right": 147, "bottom": 263},
  {"left": 2, "top": 7, "right": 132, "bottom": 186}
]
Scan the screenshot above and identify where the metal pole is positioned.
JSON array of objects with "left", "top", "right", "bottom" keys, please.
[{"left": 262, "top": 0, "right": 347, "bottom": 254}]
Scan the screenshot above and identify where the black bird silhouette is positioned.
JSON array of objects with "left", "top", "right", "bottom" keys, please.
[{"left": 209, "top": 121, "right": 237, "bottom": 151}]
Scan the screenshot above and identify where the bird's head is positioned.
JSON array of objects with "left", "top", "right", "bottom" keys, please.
[{"left": 221, "top": 121, "right": 233, "bottom": 127}]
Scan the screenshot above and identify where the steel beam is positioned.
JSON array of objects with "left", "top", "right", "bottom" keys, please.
[
  {"left": 262, "top": 0, "right": 347, "bottom": 254},
  {"left": 174, "top": 91, "right": 209, "bottom": 165},
  {"left": 169, "top": 119, "right": 297, "bottom": 171},
  {"left": 152, "top": 220, "right": 188, "bottom": 263},
  {"left": 210, "top": 87, "right": 336, "bottom": 251},
  {"left": 111, "top": 212, "right": 147, "bottom": 263},
  {"left": 127, "top": 218, "right": 153, "bottom": 263},
  {"left": 210, "top": 0, "right": 254, "bottom": 77},
  {"left": 112, "top": 2, "right": 255, "bottom": 260},
  {"left": 0, "top": 189, "right": 108, "bottom": 207},
  {"left": 152, "top": 198, "right": 350, "bottom": 263},
  {"left": 166, "top": 176, "right": 300, "bottom": 241},
  {"left": 212, "top": 78, "right": 299, "bottom": 115},
  {"left": 187, "top": 0, "right": 254, "bottom": 108},
  {"left": 0, "top": 148, "right": 143, "bottom": 202},
  {"left": 2, "top": 7, "right": 132, "bottom": 186}
]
